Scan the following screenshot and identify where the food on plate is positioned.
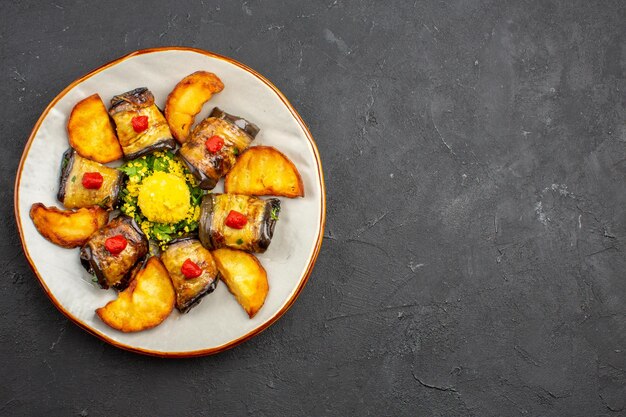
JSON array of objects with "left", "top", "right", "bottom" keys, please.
[
  {"left": 57, "top": 149, "right": 124, "bottom": 210},
  {"left": 29, "top": 203, "right": 108, "bottom": 248},
  {"left": 67, "top": 94, "right": 123, "bottom": 163},
  {"left": 212, "top": 248, "right": 268, "bottom": 318},
  {"left": 160, "top": 238, "right": 220, "bottom": 313},
  {"left": 96, "top": 257, "right": 175, "bottom": 332},
  {"left": 224, "top": 146, "right": 304, "bottom": 198},
  {"left": 178, "top": 107, "right": 259, "bottom": 189},
  {"left": 198, "top": 193, "right": 280, "bottom": 253},
  {"left": 118, "top": 151, "right": 204, "bottom": 248},
  {"left": 26, "top": 68, "right": 311, "bottom": 336},
  {"left": 80, "top": 215, "right": 149, "bottom": 290},
  {"left": 210, "top": 107, "right": 260, "bottom": 138},
  {"left": 108, "top": 87, "right": 176, "bottom": 159},
  {"left": 138, "top": 172, "right": 190, "bottom": 223},
  {"left": 165, "top": 71, "right": 224, "bottom": 143}
]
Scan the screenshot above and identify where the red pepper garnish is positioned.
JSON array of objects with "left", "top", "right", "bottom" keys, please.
[
  {"left": 225, "top": 210, "right": 248, "bottom": 229},
  {"left": 104, "top": 235, "right": 127, "bottom": 255},
  {"left": 181, "top": 258, "right": 203, "bottom": 279},
  {"left": 205, "top": 135, "right": 225, "bottom": 153},
  {"left": 131, "top": 115, "right": 149, "bottom": 133},
  {"left": 82, "top": 172, "right": 104, "bottom": 189}
]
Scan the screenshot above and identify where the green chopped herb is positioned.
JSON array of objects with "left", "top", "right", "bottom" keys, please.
[
  {"left": 190, "top": 186, "right": 204, "bottom": 206},
  {"left": 97, "top": 196, "right": 111, "bottom": 209},
  {"left": 236, "top": 238, "right": 244, "bottom": 245},
  {"left": 233, "top": 147, "right": 240, "bottom": 156},
  {"left": 71, "top": 175, "right": 76, "bottom": 183},
  {"left": 118, "top": 151, "right": 201, "bottom": 248},
  {"left": 153, "top": 157, "right": 168, "bottom": 172},
  {"left": 270, "top": 206, "right": 280, "bottom": 221},
  {"left": 145, "top": 154, "right": 156, "bottom": 171},
  {"left": 118, "top": 164, "right": 140, "bottom": 177},
  {"left": 152, "top": 223, "right": 175, "bottom": 241}
]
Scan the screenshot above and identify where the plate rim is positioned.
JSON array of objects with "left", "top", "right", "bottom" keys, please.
[{"left": 13, "top": 46, "right": 326, "bottom": 358}]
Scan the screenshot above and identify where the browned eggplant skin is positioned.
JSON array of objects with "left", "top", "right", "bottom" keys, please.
[
  {"left": 108, "top": 88, "right": 176, "bottom": 160},
  {"left": 178, "top": 108, "right": 258, "bottom": 190},
  {"left": 57, "top": 148, "right": 124, "bottom": 210},
  {"left": 160, "top": 238, "right": 220, "bottom": 313},
  {"left": 259, "top": 198, "right": 281, "bottom": 251},
  {"left": 198, "top": 196, "right": 215, "bottom": 249},
  {"left": 80, "top": 215, "right": 149, "bottom": 290},
  {"left": 209, "top": 107, "right": 260, "bottom": 139},
  {"left": 198, "top": 194, "right": 280, "bottom": 253},
  {"left": 177, "top": 152, "right": 218, "bottom": 189},
  {"left": 110, "top": 87, "right": 152, "bottom": 111},
  {"left": 57, "top": 148, "right": 74, "bottom": 203}
]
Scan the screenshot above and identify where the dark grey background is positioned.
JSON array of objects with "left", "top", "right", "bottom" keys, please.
[{"left": 2, "top": 1, "right": 625, "bottom": 416}]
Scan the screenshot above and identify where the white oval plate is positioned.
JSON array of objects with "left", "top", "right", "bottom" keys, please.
[{"left": 14, "top": 47, "right": 325, "bottom": 357}]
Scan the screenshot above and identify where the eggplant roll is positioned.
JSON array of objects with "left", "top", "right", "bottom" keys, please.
[
  {"left": 199, "top": 194, "right": 280, "bottom": 253},
  {"left": 58, "top": 149, "right": 124, "bottom": 210},
  {"left": 80, "top": 215, "right": 149, "bottom": 290},
  {"left": 160, "top": 238, "right": 220, "bottom": 313},
  {"left": 108, "top": 88, "right": 176, "bottom": 159},
  {"left": 178, "top": 107, "right": 259, "bottom": 189}
]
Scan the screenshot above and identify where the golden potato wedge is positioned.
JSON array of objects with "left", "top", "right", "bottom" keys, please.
[
  {"left": 224, "top": 146, "right": 304, "bottom": 198},
  {"left": 68, "top": 94, "right": 123, "bottom": 163},
  {"left": 165, "top": 71, "right": 224, "bottom": 143},
  {"left": 96, "top": 257, "right": 175, "bottom": 333},
  {"left": 212, "top": 248, "right": 268, "bottom": 318},
  {"left": 29, "top": 203, "right": 108, "bottom": 248}
]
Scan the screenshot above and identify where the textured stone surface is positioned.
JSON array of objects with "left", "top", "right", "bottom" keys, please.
[{"left": 2, "top": 1, "right": 625, "bottom": 416}]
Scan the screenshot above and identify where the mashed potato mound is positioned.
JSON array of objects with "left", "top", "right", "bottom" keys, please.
[{"left": 138, "top": 171, "right": 191, "bottom": 223}]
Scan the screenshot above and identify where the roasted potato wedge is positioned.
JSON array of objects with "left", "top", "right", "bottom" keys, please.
[
  {"left": 212, "top": 248, "right": 268, "bottom": 318},
  {"left": 68, "top": 94, "right": 123, "bottom": 163},
  {"left": 96, "top": 257, "right": 175, "bottom": 333},
  {"left": 224, "top": 146, "right": 304, "bottom": 198},
  {"left": 29, "top": 203, "right": 108, "bottom": 248},
  {"left": 165, "top": 71, "right": 224, "bottom": 143}
]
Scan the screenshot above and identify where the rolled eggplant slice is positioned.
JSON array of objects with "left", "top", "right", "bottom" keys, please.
[
  {"left": 178, "top": 108, "right": 258, "bottom": 189},
  {"left": 160, "top": 238, "right": 220, "bottom": 313},
  {"left": 108, "top": 87, "right": 176, "bottom": 159},
  {"left": 58, "top": 149, "right": 124, "bottom": 210},
  {"left": 199, "top": 194, "right": 280, "bottom": 253},
  {"left": 80, "top": 215, "right": 149, "bottom": 290},
  {"left": 210, "top": 107, "right": 260, "bottom": 139}
]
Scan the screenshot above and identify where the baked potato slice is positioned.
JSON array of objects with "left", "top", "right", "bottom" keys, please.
[
  {"left": 165, "top": 71, "right": 224, "bottom": 143},
  {"left": 96, "top": 257, "right": 175, "bottom": 333},
  {"left": 212, "top": 248, "right": 268, "bottom": 318},
  {"left": 224, "top": 146, "right": 304, "bottom": 198},
  {"left": 29, "top": 203, "right": 108, "bottom": 248},
  {"left": 68, "top": 94, "right": 123, "bottom": 163}
]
